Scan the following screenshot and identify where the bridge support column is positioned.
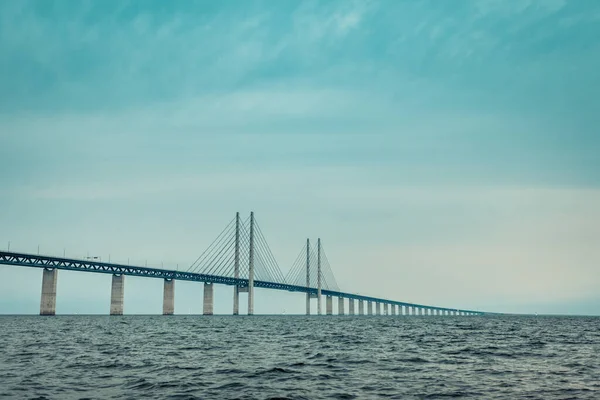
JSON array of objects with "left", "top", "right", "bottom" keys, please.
[
  {"left": 391, "top": 304, "right": 396, "bottom": 316},
  {"left": 385, "top": 304, "right": 389, "bottom": 315},
  {"left": 203, "top": 282, "right": 214, "bottom": 315},
  {"left": 233, "top": 286, "right": 240, "bottom": 315},
  {"left": 368, "top": 301, "right": 373, "bottom": 315},
  {"left": 376, "top": 302, "right": 381, "bottom": 315},
  {"left": 163, "top": 279, "right": 174, "bottom": 315},
  {"left": 359, "top": 300, "right": 364, "bottom": 315},
  {"left": 348, "top": 299, "right": 354, "bottom": 315},
  {"left": 326, "top": 296, "right": 333, "bottom": 315},
  {"left": 110, "top": 274, "right": 124, "bottom": 315},
  {"left": 40, "top": 268, "right": 58, "bottom": 316},
  {"left": 338, "top": 297, "right": 344, "bottom": 315}
]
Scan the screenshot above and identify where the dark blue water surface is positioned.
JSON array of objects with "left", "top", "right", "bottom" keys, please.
[{"left": 0, "top": 315, "right": 598, "bottom": 399}]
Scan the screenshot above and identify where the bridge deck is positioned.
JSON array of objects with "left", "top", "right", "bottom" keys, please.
[{"left": 0, "top": 251, "right": 483, "bottom": 314}]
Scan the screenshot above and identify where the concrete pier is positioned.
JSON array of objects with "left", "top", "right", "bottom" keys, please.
[
  {"left": 384, "top": 303, "right": 389, "bottom": 315},
  {"left": 349, "top": 299, "right": 354, "bottom": 315},
  {"left": 326, "top": 295, "right": 333, "bottom": 315},
  {"left": 368, "top": 301, "right": 373, "bottom": 315},
  {"left": 163, "top": 279, "right": 174, "bottom": 315},
  {"left": 376, "top": 302, "right": 381, "bottom": 315},
  {"left": 203, "top": 282, "right": 214, "bottom": 315},
  {"left": 233, "top": 285, "right": 240, "bottom": 315},
  {"left": 359, "top": 300, "right": 364, "bottom": 315},
  {"left": 110, "top": 274, "right": 124, "bottom": 315},
  {"left": 391, "top": 304, "right": 396, "bottom": 316},
  {"left": 40, "top": 268, "right": 58, "bottom": 316},
  {"left": 338, "top": 297, "right": 344, "bottom": 315}
]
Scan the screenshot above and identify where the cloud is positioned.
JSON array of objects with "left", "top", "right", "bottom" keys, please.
[{"left": 1, "top": 0, "right": 600, "bottom": 315}]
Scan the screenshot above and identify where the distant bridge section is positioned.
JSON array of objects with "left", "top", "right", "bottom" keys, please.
[{"left": 0, "top": 212, "right": 486, "bottom": 317}]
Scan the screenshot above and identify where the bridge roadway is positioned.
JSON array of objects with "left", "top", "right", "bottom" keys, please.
[{"left": 0, "top": 251, "right": 484, "bottom": 316}]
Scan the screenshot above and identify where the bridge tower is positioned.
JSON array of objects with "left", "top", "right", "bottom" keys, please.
[
  {"left": 317, "top": 238, "right": 322, "bottom": 315},
  {"left": 248, "top": 211, "right": 255, "bottom": 315},
  {"left": 306, "top": 238, "right": 310, "bottom": 315},
  {"left": 233, "top": 212, "right": 241, "bottom": 315}
]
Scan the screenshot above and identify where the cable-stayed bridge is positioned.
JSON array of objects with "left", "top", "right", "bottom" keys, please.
[{"left": 0, "top": 212, "right": 485, "bottom": 316}]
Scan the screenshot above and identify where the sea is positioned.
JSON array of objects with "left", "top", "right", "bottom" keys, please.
[{"left": 0, "top": 315, "right": 598, "bottom": 399}]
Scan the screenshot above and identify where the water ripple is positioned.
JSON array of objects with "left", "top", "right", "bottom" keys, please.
[{"left": 0, "top": 315, "right": 599, "bottom": 399}]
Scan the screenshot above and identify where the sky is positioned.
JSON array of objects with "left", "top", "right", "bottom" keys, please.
[{"left": 1, "top": 0, "right": 599, "bottom": 315}]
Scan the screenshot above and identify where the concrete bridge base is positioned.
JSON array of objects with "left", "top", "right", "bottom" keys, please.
[
  {"left": 163, "top": 279, "right": 174, "bottom": 315},
  {"left": 359, "top": 300, "right": 364, "bottom": 315},
  {"left": 326, "top": 295, "right": 333, "bottom": 315},
  {"left": 368, "top": 301, "right": 373, "bottom": 315},
  {"left": 376, "top": 302, "right": 381, "bottom": 315},
  {"left": 338, "top": 297, "right": 344, "bottom": 315},
  {"left": 203, "top": 282, "right": 214, "bottom": 315},
  {"left": 40, "top": 268, "right": 58, "bottom": 316},
  {"left": 233, "top": 286, "right": 239, "bottom": 315},
  {"left": 348, "top": 299, "right": 354, "bottom": 315},
  {"left": 110, "top": 274, "right": 124, "bottom": 315}
]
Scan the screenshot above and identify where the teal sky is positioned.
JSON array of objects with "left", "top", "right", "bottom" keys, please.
[{"left": 1, "top": 0, "right": 599, "bottom": 315}]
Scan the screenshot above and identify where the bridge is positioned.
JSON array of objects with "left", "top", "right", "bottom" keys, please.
[{"left": 0, "top": 212, "right": 485, "bottom": 316}]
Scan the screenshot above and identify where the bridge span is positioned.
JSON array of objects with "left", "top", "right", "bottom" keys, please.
[{"left": 0, "top": 212, "right": 485, "bottom": 316}]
